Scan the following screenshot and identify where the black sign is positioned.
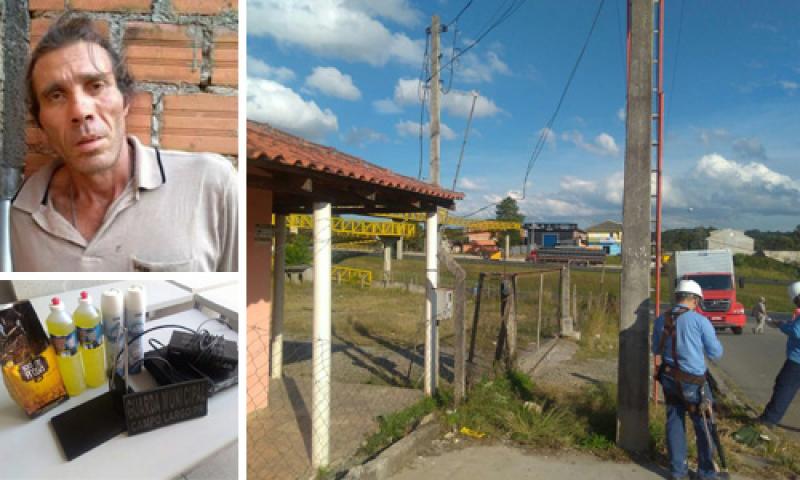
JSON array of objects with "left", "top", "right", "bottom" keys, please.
[{"left": 123, "top": 379, "right": 208, "bottom": 435}]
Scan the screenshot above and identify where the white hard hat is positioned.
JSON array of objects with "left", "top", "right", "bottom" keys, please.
[
  {"left": 676, "top": 279, "right": 703, "bottom": 299},
  {"left": 788, "top": 281, "right": 800, "bottom": 302}
]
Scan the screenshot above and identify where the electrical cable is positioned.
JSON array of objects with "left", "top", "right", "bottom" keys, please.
[
  {"left": 521, "top": 0, "right": 606, "bottom": 199},
  {"left": 448, "top": 0, "right": 475, "bottom": 27},
  {"left": 665, "top": 0, "right": 686, "bottom": 135},
  {"left": 418, "top": 31, "right": 431, "bottom": 179},
  {"left": 428, "top": 0, "right": 528, "bottom": 83}
]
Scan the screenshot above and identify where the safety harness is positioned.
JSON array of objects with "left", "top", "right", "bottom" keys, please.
[{"left": 656, "top": 306, "right": 708, "bottom": 412}]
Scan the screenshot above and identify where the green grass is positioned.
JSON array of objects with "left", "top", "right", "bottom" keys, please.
[
  {"left": 358, "top": 395, "right": 440, "bottom": 458},
  {"left": 444, "top": 370, "right": 624, "bottom": 456}
]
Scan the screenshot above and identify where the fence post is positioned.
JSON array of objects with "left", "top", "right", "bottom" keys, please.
[
  {"left": 468, "top": 273, "right": 485, "bottom": 366},
  {"left": 560, "top": 266, "right": 578, "bottom": 338},
  {"left": 507, "top": 275, "right": 518, "bottom": 370},
  {"left": 495, "top": 276, "right": 511, "bottom": 365},
  {"left": 572, "top": 283, "right": 578, "bottom": 328},
  {"left": 438, "top": 242, "right": 467, "bottom": 404},
  {"left": 537, "top": 273, "right": 543, "bottom": 350}
]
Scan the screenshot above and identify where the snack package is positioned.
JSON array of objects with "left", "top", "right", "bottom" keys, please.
[{"left": 0, "top": 301, "right": 68, "bottom": 418}]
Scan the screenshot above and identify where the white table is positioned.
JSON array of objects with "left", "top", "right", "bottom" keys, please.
[
  {"left": 193, "top": 284, "right": 239, "bottom": 330},
  {"left": 26, "top": 280, "right": 195, "bottom": 324},
  {"left": 169, "top": 275, "right": 238, "bottom": 294},
  {"left": 0, "top": 308, "right": 238, "bottom": 479}
]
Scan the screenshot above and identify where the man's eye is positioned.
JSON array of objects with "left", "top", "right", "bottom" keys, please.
[
  {"left": 90, "top": 81, "right": 105, "bottom": 92},
  {"left": 47, "top": 91, "right": 65, "bottom": 102}
]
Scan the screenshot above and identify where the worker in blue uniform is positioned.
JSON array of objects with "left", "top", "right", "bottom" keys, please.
[{"left": 653, "top": 279, "right": 724, "bottom": 480}]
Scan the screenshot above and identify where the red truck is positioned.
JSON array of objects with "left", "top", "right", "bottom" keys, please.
[{"left": 669, "top": 250, "right": 747, "bottom": 334}]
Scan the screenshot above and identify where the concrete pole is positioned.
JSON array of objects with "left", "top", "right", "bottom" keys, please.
[
  {"left": 396, "top": 236, "right": 404, "bottom": 260},
  {"left": 383, "top": 240, "right": 392, "bottom": 286},
  {"left": 560, "top": 266, "right": 575, "bottom": 337},
  {"left": 424, "top": 212, "right": 438, "bottom": 395},
  {"left": 505, "top": 234, "right": 510, "bottom": 261},
  {"left": 617, "top": 0, "right": 653, "bottom": 453},
  {"left": 430, "top": 14, "right": 441, "bottom": 185},
  {"left": 312, "top": 202, "right": 332, "bottom": 468},
  {"left": 424, "top": 14, "right": 442, "bottom": 396},
  {"left": 270, "top": 215, "right": 287, "bottom": 379}
]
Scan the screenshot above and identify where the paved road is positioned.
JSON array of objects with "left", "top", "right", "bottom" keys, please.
[{"left": 712, "top": 312, "right": 800, "bottom": 436}]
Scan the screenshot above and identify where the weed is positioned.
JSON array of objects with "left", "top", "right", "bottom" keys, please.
[{"left": 358, "top": 396, "right": 439, "bottom": 458}]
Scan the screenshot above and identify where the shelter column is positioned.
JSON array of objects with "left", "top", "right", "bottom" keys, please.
[
  {"left": 396, "top": 236, "right": 404, "bottom": 260},
  {"left": 270, "top": 215, "right": 287, "bottom": 379},
  {"left": 425, "top": 211, "right": 439, "bottom": 395},
  {"left": 312, "top": 202, "right": 332, "bottom": 469},
  {"left": 380, "top": 236, "right": 397, "bottom": 286}
]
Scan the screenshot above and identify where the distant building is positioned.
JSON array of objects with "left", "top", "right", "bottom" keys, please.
[
  {"left": 706, "top": 229, "right": 754, "bottom": 255},
  {"left": 586, "top": 220, "right": 623, "bottom": 255},
  {"left": 523, "top": 222, "right": 586, "bottom": 249}
]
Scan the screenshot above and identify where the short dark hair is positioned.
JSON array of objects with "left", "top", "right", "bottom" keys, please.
[{"left": 25, "top": 14, "right": 135, "bottom": 126}]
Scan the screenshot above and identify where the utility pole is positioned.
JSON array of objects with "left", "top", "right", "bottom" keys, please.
[
  {"left": 424, "top": 14, "right": 442, "bottom": 396},
  {"left": 617, "top": 0, "right": 652, "bottom": 453},
  {"left": 430, "top": 15, "right": 441, "bottom": 186}
]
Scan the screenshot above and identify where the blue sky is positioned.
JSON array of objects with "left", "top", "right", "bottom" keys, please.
[{"left": 247, "top": 0, "right": 800, "bottom": 231}]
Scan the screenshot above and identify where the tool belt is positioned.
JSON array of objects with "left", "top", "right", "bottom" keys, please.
[{"left": 662, "top": 364, "right": 707, "bottom": 385}]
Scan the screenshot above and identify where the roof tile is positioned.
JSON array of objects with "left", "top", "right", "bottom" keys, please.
[{"left": 247, "top": 121, "right": 464, "bottom": 201}]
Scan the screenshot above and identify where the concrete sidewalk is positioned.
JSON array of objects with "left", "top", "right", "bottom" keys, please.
[{"left": 388, "top": 445, "right": 754, "bottom": 480}]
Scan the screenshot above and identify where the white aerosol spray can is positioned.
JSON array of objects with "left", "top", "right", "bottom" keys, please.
[
  {"left": 124, "top": 285, "right": 147, "bottom": 374},
  {"left": 101, "top": 288, "right": 124, "bottom": 378}
]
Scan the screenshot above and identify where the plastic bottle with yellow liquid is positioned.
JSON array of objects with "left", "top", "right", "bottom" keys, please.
[
  {"left": 74, "top": 291, "right": 106, "bottom": 388},
  {"left": 46, "top": 297, "right": 85, "bottom": 397}
]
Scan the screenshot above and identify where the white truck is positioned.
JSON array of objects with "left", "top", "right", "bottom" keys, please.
[{"left": 668, "top": 249, "right": 746, "bottom": 334}]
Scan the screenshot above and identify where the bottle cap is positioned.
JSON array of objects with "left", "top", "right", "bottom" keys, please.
[
  {"left": 79, "top": 291, "right": 91, "bottom": 303},
  {"left": 51, "top": 297, "right": 60, "bottom": 306}
]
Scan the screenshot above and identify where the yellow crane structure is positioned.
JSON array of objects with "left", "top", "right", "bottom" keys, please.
[
  {"left": 279, "top": 210, "right": 520, "bottom": 242},
  {"left": 374, "top": 211, "right": 521, "bottom": 232}
]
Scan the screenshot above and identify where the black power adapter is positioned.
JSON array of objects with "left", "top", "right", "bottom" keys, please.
[{"left": 167, "top": 330, "right": 237, "bottom": 370}]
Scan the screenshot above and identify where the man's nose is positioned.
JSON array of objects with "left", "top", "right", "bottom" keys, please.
[{"left": 69, "top": 91, "right": 95, "bottom": 124}]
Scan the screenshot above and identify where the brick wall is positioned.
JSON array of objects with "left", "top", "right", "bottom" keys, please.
[{"left": 24, "top": 0, "right": 238, "bottom": 177}]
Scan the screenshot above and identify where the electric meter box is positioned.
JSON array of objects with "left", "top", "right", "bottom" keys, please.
[{"left": 435, "top": 288, "right": 454, "bottom": 320}]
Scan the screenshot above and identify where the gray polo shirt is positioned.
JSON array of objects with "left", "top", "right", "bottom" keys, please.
[{"left": 11, "top": 136, "right": 237, "bottom": 272}]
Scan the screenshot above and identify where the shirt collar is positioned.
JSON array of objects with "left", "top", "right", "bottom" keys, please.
[{"left": 11, "top": 135, "right": 166, "bottom": 214}]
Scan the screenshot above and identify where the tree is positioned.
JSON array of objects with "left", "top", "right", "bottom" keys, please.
[
  {"left": 495, "top": 196, "right": 524, "bottom": 222},
  {"left": 495, "top": 196, "right": 525, "bottom": 247}
]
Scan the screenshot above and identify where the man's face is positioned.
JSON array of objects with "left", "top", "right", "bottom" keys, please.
[{"left": 32, "top": 41, "right": 129, "bottom": 175}]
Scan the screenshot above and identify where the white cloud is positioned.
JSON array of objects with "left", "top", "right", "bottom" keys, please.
[
  {"left": 342, "top": 127, "right": 388, "bottom": 147},
  {"left": 617, "top": 107, "right": 625, "bottom": 121},
  {"left": 343, "top": 0, "right": 422, "bottom": 27},
  {"left": 698, "top": 128, "right": 730, "bottom": 145},
  {"left": 247, "top": 77, "right": 338, "bottom": 141},
  {"left": 458, "top": 177, "right": 486, "bottom": 190},
  {"left": 539, "top": 127, "right": 556, "bottom": 147},
  {"left": 247, "top": 56, "right": 295, "bottom": 83},
  {"left": 392, "top": 78, "right": 501, "bottom": 118},
  {"left": 248, "top": 0, "right": 424, "bottom": 66},
  {"left": 454, "top": 153, "right": 800, "bottom": 228},
  {"left": 779, "top": 80, "right": 799, "bottom": 92},
  {"left": 561, "top": 131, "right": 620, "bottom": 156},
  {"left": 445, "top": 49, "right": 511, "bottom": 83},
  {"left": 395, "top": 120, "right": 456, "bottom": 140},
  {"left": 373, "top": 98, "right": 402, "bottom": 114},
  {"left": 305, "top": 66, "right": 361, "bottom": 100}
]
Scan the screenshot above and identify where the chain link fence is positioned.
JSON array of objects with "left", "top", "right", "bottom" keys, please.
[
  {"left": 247, "top": 279, "right": 430, "bottom": 480},
  {"left": 248, "top": 255, "right": 600, "bottom": 479}
]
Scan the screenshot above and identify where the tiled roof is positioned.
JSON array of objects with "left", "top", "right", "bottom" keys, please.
[{"left": 247, "top": 121, "right": 463, "bottom": 201}]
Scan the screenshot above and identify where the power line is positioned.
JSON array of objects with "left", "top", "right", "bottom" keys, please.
[
  {"left": 452, "top": 91, "right": 479, "bottom": 191},
  {"left": 521, "top": 0, "right": 606, "bottom": 199},
  {"left": 448, "top": 0, "right": 475, "bottom": 27},
  {"left": 428, "top": 0, "right": 528, "bottom": 83},
  {"left": 417, "top": 31, "right": 431, "bottom": 179},
  {"left": 665, "top": 0, "right": 686, "bottom": 135}
]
